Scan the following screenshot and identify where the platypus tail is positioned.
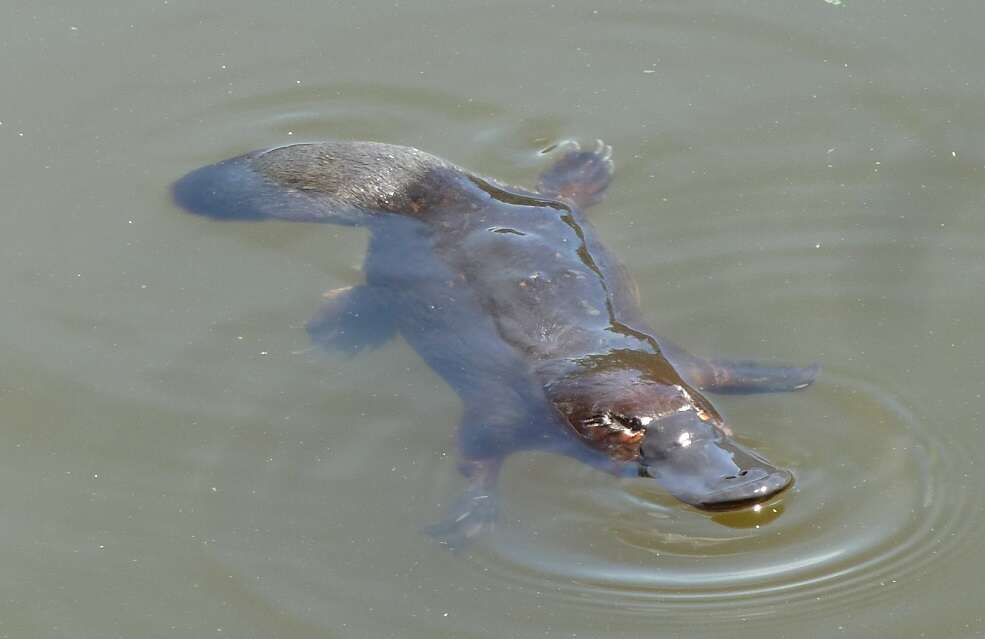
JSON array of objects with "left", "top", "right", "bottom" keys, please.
[{"left": 172, "top": 141, "right": 463, "bottom": 226}]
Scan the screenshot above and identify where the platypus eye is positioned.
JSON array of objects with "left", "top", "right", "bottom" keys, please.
[
  {"left": 583, "top": 414, "right": 612, "bottom": 428},
  {"left": 612, "top": 414, "right": 644, "bottom": 431}
]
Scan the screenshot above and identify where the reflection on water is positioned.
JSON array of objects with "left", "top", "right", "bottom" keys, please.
[
  {"left": 711, "top": 501, "right": 785, "bottom": 528},
  {"left": 477, "top": 377, "right": 977, "bottom": 624}
]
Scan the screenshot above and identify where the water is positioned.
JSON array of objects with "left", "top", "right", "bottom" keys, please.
[{"left": 2, "top": 1, "right": 984, "bottom": 637}]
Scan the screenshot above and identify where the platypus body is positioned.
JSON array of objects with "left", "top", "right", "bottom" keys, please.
[{"left": 173, "top": 140, "right": 818, "bottom": 546}]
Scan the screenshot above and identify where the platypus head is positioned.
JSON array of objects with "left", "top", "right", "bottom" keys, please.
[
  {"left": 551, "top": 366, "right": 793, "bottom": 511},
  {"left": 636, "top": 410, "right": 793, "bottom": 510}
]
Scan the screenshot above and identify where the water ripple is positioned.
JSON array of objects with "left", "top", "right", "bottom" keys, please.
[{"left": 469, "top": 375, "right": 976, "bottom": 621}]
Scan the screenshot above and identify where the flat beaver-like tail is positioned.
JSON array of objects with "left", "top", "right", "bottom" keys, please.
[{"left": 172, "top": 141, "right": 463, "bottom": 225}]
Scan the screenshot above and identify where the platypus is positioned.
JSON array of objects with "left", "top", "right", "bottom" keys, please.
[{"left": 173, "top": 140, "right": 818, "bottom": 546}]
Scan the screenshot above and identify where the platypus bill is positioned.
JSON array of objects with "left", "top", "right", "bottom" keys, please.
[{"left": 173, "top": 140, "right": 818, "bottom": 547}]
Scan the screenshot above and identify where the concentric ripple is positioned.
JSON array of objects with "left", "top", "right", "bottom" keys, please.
[{"left": 470, "top": 374, "right": 976, "bottom": 620}]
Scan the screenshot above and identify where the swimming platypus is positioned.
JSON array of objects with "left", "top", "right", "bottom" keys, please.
[{"left": 173, "top": 140, "right": 818, "bottom": 546}]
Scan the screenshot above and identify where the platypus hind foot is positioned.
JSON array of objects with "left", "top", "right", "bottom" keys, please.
[{"left": 306, "top": 285, "right": 396, "bottom": 355}]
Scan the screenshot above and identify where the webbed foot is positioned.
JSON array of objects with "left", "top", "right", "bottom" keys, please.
[
  {"left": 659, "top": 340, "right": 820, "bottom": 395},
  {"left": 425, "top": 490, "right": 498, "bottom": 551},
  {"left": 698, "top": 360, "right": 820, "bottom": 394},
  {"left": 306, "top": 285, "right": 396, "bottom": 355},
  {"left": 537, "top": 140, "right": 614, "bottom": 209},
  {"left": 426, "top": 459, "right": 501, "bottom": 550}
]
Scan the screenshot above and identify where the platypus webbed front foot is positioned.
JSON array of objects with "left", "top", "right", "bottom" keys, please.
[
  {"left": 659, "top": 341, "right": 820, "bottom": 395},
  {"left": 696, "top": 360, "right": 821, "bottom": 394},
  {"left": 425, "top": 490, "right": 498, "bottom": 551},
  {"left": 426, "top": 458, "right": 501, "bottom": 550},
  {"left": 536, "top": 139, "right": 614, "bottom": 209}
]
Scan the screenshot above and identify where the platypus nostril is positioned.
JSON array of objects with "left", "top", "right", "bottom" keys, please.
[{"left": 696, "top": 468, "right": 795, "bottom": 511}]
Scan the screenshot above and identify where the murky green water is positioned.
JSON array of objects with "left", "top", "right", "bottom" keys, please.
[{"left": 2, "top": 1, "right": 984, "bottom": 637}]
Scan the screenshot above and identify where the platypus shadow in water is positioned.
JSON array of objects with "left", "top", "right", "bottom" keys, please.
[{"left": 173, "top": 140, "right": 819, "bottom": 548}]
